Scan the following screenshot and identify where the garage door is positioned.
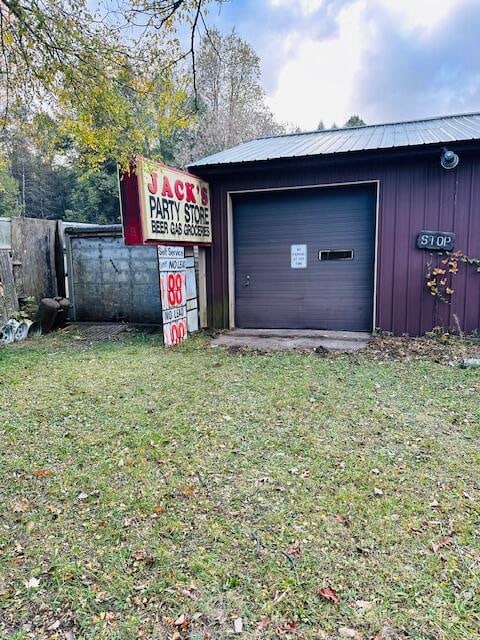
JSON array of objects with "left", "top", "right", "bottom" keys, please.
[
  {"left": 69, "top": 234, "right": 161, "bottom": 323},
  {"left": 233, "top": 184, "right": 376, "bottom": 331}
]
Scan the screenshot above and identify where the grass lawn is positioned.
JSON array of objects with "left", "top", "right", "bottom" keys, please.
[{"left": 0, "top": 332, "right": 479, "bottom": 640}]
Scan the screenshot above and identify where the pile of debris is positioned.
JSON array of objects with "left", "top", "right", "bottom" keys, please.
[
  {"left": 366, "top": 333, "right": 480, "bottom": 364},
  {"left": 0, "top": 297, "right": 70, "bottom": 345},
  {"left": 0, "top": 318, "right": 42, "bottom": 344}
]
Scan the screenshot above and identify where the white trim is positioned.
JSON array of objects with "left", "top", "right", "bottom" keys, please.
[{"left": 227, "top": 179, "right": 380, "bottom": 332}]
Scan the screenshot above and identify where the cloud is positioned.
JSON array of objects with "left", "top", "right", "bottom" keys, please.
[
  {"left": 265, "top": 1, "right": 365, "bottom": 128},
  {"left": 354, "top": 0, "right": 480, "bottom": 122},
  {"left": 210, "top": 0, "right": 478, "bottom": 129}
]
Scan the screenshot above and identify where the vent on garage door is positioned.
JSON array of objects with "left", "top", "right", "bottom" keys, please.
[{"left": 319, "top": 249, "right": 354, "bottom": 261}]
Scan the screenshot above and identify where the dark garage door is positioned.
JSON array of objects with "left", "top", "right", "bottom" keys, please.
[{"left": 233, "top": 184, "right": 376, "bottom": 331}]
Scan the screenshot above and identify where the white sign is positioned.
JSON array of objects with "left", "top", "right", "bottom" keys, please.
[
  {"left": 291, "top": 244, "right": 307, "bottom": 269},
  {"left": 158, "top": 246, "right": 198, "bottom": 346},
  {"left": 158, "top": 246, "right": 185, "bottom": 259},
  {"left": 159, "top": 246, "right": 187, "bottom": 346},
  {"left": 137, "top": 157, "right": 211, "bottom": 244}
]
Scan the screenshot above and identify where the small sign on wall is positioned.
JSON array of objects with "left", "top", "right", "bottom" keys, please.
[
  {"left": 291, "top": 244, "right": 307, "bottom": 269},
  {"left": 416, "top": 231, "right": 455, "bottom": 251}
]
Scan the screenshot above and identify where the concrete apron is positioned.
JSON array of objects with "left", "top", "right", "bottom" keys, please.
[{"left": 211, "top": 329, "right": 371, "bottom": 353}]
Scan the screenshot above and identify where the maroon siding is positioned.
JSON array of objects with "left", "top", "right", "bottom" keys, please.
[{"left": 193, "top": 145, "right": 480, "bottom": 335}]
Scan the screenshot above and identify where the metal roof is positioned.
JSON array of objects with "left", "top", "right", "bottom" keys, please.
[{"left": 190, "top": 112, "right": 480, "bottom": 168}]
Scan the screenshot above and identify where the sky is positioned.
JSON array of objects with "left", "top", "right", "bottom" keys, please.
[{"left": 207, "top": 0, "right": 480, "bottom": 131}]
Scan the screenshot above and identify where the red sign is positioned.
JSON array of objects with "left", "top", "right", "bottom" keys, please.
[{"left": 119, "top": 156, "right": 211, "bottom": 246}]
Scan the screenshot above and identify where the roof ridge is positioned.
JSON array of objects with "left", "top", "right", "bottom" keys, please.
[{"left": 255, "top": 111, "right": 480, "bottom": 141}]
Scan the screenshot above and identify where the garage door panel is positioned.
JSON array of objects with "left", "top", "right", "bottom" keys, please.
[
  {"left": 70, "top": 236, "right": 161, "bottom": 323},
  {"left": 233, "top": 185, "right": 375, "bottom": 331}
]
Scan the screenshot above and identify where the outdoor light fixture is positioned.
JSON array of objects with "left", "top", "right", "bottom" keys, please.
[{"left": 441, "top": 147, "right": 459, "bottom": 170}]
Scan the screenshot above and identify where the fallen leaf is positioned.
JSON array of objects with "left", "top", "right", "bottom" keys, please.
[
  {"left": 174, "top": 613, "right": 189, "bottom": 631},
  {"left": 77, "top": 492, "right": 89, "bottom": 501},
  {"left": 215, "top": 610, "right": 228, "bottom": 625},
  {"left": 25, "top": 577, "right": 40, "bottom": 589},
  {"left": 431, "top": 536, "right": 452, "bottom": 553},
  {"left": 339, "top": 627, "right": 362, "bottom": 639},
  {"left": 95, "top": 591, "right": 111, "bottom": 603},
  {"left": 334, "top": 514, "right": 348, "bottom": 525},
  {"left": 286, "top": 540, "right": 301, "bottom": 557},
  {"left": 319, "top": 586, "right": 339, "bottom": 604},
  {"left": 373, "top": 487, "right": 383, "bottom": 496},
  {"left": 355, "top": 600, "right": 373, "bottom": 611},
  {"left": 47, "top": 504, "right": 61, "bottom": 515},
  {"left": 179, "top": 584, "right": 199, "bottom": 599},
  {"left": 47, "top": 620, "right": 61, "bottom": 631},
  {"left": 181, "top": 486, "right": 194, "bottom": 496},
  {"left": 12, "top": 500, "right": 30, "bottom": 513},
  {"left": 233, "top": 617, "right": 243, "bottom": 634},
  {"left": 429, "top": 499, "right": 440, "bottom": 508},
  {"left": 275, "top": 621, "right": 298, "bottom": 635},
  {"left": 103, "top": 612, "right": 115, "bottom": 625},
  {"left": 153, "top": 506, "right": 164, "bottom": 514},
  {"left": 34, "top": 469, "right": 54, "bottom": 478},
  {"left": 256, "top": 616, "right": 271, "bottom": 631},
  {"left": 64, "top": 631, "right": 76, "bottom": 640}
]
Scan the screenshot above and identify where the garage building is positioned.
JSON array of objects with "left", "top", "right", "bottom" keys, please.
[{"left": 189, "top": 113, "right": 480, "bottom": 336}]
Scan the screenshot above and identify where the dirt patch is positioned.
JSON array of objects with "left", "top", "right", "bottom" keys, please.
[
  {"left": 60, "top": 323, "right": 161, "bottom": 342},
  {"left": 365, "top": 333, "right": 480, "bottom": 363}
]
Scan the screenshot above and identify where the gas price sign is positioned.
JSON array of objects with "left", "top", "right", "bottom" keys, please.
[{"left": 158, "top": 246, "right": 188, "bottom": 346}]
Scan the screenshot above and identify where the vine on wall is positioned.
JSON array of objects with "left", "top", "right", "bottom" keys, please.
[{"left": 426, "top": 250, "right": 480, "bottom": 304}]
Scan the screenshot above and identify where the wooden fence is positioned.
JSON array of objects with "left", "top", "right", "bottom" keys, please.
[{"left": 0, "top": 217, "right": 64, "bottom": 325}]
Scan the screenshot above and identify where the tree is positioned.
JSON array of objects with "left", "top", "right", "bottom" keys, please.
[
  {"left": 344, "top": 115, "right": 366, "bottom": 127},
  {"left": 317, "top": 120, "right": 325, "bottom": 130},
  {"left": 174, "top": 28, "right": 284, "bottom": 165},
  {"left": 0, "top": 153, "right": 20, "bottom": 217},
  {"left": 65, "top": 165, "right": 119, "bottom": 225},
  {"left": 0, "top": 0, "right": 214, "bottom": 168},
  {"left": 6, "top": 117, "right": 78, "bottom": 218}
]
